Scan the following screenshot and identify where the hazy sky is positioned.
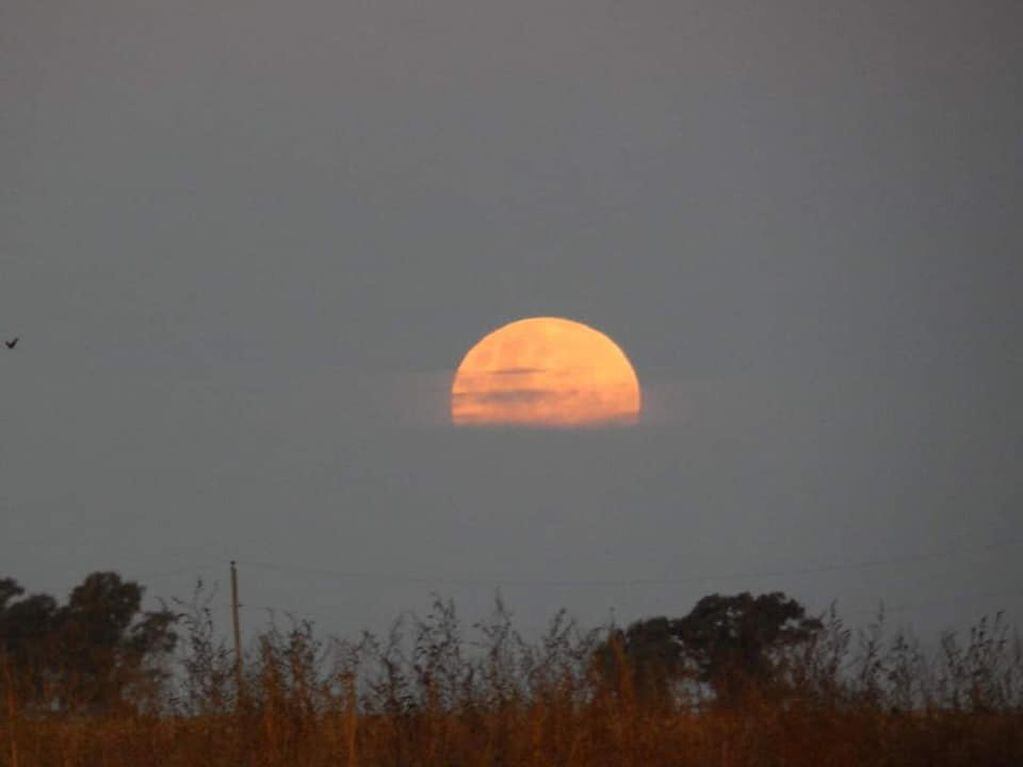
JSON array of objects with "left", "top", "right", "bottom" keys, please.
[{"left": 3, "top": 0, "right": 1021, "bottom": 640}]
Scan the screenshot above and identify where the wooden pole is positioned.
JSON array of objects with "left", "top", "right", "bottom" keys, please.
[{"left": 230, "top": 561, "right": 245, "bottom": 704}]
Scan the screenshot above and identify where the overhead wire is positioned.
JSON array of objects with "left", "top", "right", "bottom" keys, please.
[
  {"left": 4, "top": 535, "right": 1015, "bottom": 632},
  {"left": 234, "top": 535, "right": 1021, "bottom": 590}
]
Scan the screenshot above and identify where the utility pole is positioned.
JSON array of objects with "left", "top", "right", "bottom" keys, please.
[{"left": 230, "top": 560, "right": 245, "bottom": 704}]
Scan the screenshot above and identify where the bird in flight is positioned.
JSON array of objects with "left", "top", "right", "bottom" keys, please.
[{"left": 5, "top": 338, "right": 18, "bottom": 349}]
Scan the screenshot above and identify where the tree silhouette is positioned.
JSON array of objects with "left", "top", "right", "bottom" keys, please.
[
  {"left": 595, "top": 591, "right": 822, "bottom": 706},
  {"left": 0, "top": 578, "right": 60, "bottom": 701},
  {"left": 0, "top": 572, "right": 178, "bottom": 711},
  {"left": 595, "top": 616, "right": 685, "bottom": 704},
  {"left": 673, "top": 591, "right": 822, "bottom": 705}
]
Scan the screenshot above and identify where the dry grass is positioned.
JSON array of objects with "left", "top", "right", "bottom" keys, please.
[
  {"left": 2, "top": 596, "right": 1022, "bottom": 766},
  {"left": 4, "top": 695, "right": 1021, "bottom": 766}
]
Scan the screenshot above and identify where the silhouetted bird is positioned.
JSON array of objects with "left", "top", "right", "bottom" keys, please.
[{"left": 5, "top": 338, "right": 18, "bottom": 349}]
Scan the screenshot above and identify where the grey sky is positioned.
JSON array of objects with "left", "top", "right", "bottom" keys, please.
[{"left": 3, "top": 0, "right": 1021, "bottom": 639}]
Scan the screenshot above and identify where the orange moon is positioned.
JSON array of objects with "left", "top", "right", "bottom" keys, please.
[{"left": 451, "top": 317, "right": 641, "bottom": 427}]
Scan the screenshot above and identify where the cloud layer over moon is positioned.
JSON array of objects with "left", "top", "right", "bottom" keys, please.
[{"left": 451, "top": 317, "right": 641, "bottom": 427}]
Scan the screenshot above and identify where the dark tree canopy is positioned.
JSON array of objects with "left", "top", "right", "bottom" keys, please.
[
  {"left": 0, "top": 571, "right": 178, "bottom": 711},
  {"left": 596, "top": 592, "right": 823, "bottom": 706},
  {"left": 596, "top": 616, "right": 685, "bottom": 703},
  {"left": 674, "top": 592, "right": 822, "bottom": 703}
]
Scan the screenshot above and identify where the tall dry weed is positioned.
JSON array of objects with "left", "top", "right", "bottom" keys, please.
[{"left": 1, "top": 594, "right": 1021, "bottom": 766}]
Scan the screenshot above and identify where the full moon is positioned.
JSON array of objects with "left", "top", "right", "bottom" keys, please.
[{"left": 451, "top": 316, "right": 641, "bottom": 427}]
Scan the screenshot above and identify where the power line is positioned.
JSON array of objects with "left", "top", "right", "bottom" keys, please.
[
  {"left": 237, "top": 588, "right": 1023, "bottom": 630},
  {"left": 129, "top": 564, "right": 219, "bottom": 580},
  {"left": 844, "top": 588, "right": 1023, "bottom": 618},
  {"left": 235, "top": 536, "right": 1021, "bottom": 590}
]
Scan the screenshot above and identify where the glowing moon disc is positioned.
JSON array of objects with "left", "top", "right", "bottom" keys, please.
[{"left": 451, "top": 317, "right": 641, "bottom": 427}]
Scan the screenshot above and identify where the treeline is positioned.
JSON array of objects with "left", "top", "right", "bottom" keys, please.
[
  {"left": 1, "top": 572, "right": 1022, "bottom": 766},
  {"left": 0, "top": 573, "right": 176, "bottom": 712}
]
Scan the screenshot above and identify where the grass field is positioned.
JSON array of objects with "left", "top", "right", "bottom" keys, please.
[{"left": 2, "top": 597, "right": 1021, "bottom": 766}]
